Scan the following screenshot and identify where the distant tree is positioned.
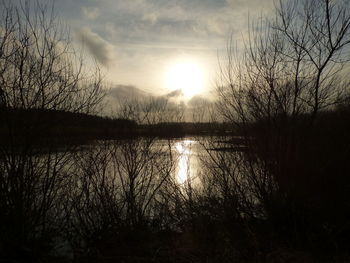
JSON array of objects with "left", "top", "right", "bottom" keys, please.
[{"left": 117, "top": 97, "right": 185, "bottom": 125}]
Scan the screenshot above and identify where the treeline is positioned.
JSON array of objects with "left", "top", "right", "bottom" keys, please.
[
  {"left": 0, "top": 108, "right": 136, "bottom": 145},
  {"left": 0, "top": 107, "right": 234, "bottom": 145},
  {"left": 138, "top": 122, "right": 234, "bottom": 136}
]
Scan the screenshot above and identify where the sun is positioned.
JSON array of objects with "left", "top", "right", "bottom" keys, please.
[{"left": 164, "top": 59, "right": 204, "bottom": 98}]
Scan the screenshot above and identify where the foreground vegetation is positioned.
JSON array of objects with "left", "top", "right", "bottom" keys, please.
[{"left": 2, "top": 108, "right": 350, "bottom": 263}]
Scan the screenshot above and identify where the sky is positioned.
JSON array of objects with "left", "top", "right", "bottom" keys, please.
[{"left": 51, "top": 0, "right": 274, "bottom": 100}]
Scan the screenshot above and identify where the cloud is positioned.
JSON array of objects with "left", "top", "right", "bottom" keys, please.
[
  {"left": 103, "top": 84, "right": 215, "bottom": 120},
  {"left": 165, "top": 89, "right": 183, "bottom": 98},
  {"left": 108, "top": 85, "right": 150, "bottom": 101},
  {"left": 142, "top": 12, "right": 158, "bottom": 24},
  {"left": 188, "top": 95, "right": 212, "bottom": 108},
  {"left": 102, "top": 85, "right": 152, "bottom": 115},
  {"left": 81, "top": 7, "right": 101, "bottom": 20},
  {"left": 226, "top": 0, "right": 274, "bottom": 13},
  {"left": 77, "top": 27, "right": 114, "bottom": 66}
]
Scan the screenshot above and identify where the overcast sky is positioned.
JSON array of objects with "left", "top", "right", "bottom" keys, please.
[{"left": 52, "top": 0, "right": 274, "bottom": 97}]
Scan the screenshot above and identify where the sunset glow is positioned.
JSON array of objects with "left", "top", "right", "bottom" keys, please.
[{"left": 165, "top": 60, "right": 205, "bottom": 99}]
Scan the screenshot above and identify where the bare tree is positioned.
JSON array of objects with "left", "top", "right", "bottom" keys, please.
[
  {"left": 65, "top": 97, "right": 183, "bottom": 257},
  {"left": 67, "top": 143, "right": 123, "bottom": 253},
  {"left": 217, "top": 0, "right": 350, "bottom": 125},
  {"left": 0, "top": 0, "right": 105, "bottom": 259},
  {"left": 275, "top": 0, "right": 350, "bottom": 116},
  {"left": 215, "top": 0, "right": 350, "bottom": 217},
  {"left": 213, "top": 0, "right": 350, "bottom": 251},
  {"left": 0, "top": 0, "right": 104, "bottom": 113}
]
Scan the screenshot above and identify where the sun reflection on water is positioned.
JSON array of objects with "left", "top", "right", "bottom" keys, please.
[{"left": 175, "top": 140, "right": 194, "bottom": 184}]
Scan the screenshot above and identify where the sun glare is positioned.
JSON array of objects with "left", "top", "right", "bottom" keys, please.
[
  {"left": 165, "top": 60, "right": 204, "bottom": 98},
  {"left": 175, "top": 140, "right": 193, "bottom": 184}
]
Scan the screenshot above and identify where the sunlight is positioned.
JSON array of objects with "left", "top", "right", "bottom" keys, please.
[
  {"left": 165, "top": 59, "right": 204, "bottom": 99},
  {"left": 175, "top": 140, "right": 194, "bottom": 184}
]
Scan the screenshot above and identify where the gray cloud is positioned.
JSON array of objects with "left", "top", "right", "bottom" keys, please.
[
  {"left": 77, "top": 27, "right": 114, "bottom": 66},
  {"left": 108, "top": 85, "right": 150, "bottom": 101},
  {"left": 165, "top": 89, "right": 183, "bottom": 98},
  {"left": 142, "top": 12, "right": 158, "bottom": 24},
  {"left": 81, "top": 7, "right": 101, "bottom": 20},
  {"left": 226, "top": 0, "right": 274, "bottom": 12},
  {"left": 66, "top": 0, "right": 274, "bottom": 47},
  {"left": 103, "top": 84, "right": 217, "bottom": 120},
  {"left": 103, "top": 85, "right": 152, "bottom": 115}
]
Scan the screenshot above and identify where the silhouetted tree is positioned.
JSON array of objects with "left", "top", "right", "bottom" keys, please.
[
  {"left": 212, "top": 0, "right": 350, "bottom": 259},
  {"left": 0, "top": 0, "right": 104, "bottom": 260},
  {"left": 217, "top": 0, "right": 350, "bottom": 125}
]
